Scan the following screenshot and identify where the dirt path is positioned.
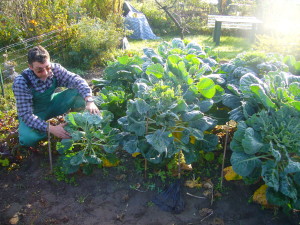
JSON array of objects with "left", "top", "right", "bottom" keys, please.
[{"left": 0, "top": 152, "right": 298, "bottom": 225}]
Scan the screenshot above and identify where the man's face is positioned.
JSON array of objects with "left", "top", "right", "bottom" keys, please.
[{"left": 29, "top": 59, "right": 51, "bottom": 81}]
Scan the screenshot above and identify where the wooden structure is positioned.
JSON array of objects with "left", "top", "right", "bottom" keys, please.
[{"left": 208, "top": 15, "right": 262, "bottom": 45}]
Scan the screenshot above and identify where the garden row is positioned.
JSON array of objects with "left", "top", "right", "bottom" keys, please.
[{"left": 55, "top": 38, "right": 300, "bottom": 212}]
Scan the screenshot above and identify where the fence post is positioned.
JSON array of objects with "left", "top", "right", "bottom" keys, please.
[{"left": 0, "top": 67, "right": 4, "bottom": 97}]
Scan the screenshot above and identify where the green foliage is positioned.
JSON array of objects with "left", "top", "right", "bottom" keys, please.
[
  {"left": 230, "top": 107, "right": 300, "bottom": 210},
  {"left": 254, "top": 34, "right": 300, "bottom": 61},
  {"left": 0, "top": 83, "right": 18, "bottom": 150},
  {"left": 109, "top": 38, "right": 222, "bottom": 164},
  {"left": 228, "top": 69, "right": 300, "bottom": 209},
  {"left": 56, "top": 111, "right": 121, "bottom": 175},
  {"left": 94, "top": 86, "right": 129, "bottom": 126},
  {"left": 283, "top": 55, "right": 300, "bottom": 75},
  {"left": 0, "top": 14, "right": 24, "bottom": 46},
  {"left": 65, "top": 16, "right": 125, "bottom": 69},
  {"left": 0, "top": 0, "right": 77, "bottom": 46},
  {"left": 131, "top": 0, "right": 217, "bottom": 36},
  {"left": 80, "top": 0, "right": 124, "bottom": 20}
]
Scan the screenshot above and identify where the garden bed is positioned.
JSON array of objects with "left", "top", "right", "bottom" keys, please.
[{"left": 0, "top": 151, "right": 298, "bottom": 225}]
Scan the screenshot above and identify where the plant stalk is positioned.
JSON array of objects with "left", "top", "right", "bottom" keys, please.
[{"left": 220, "top": 123, "right": 229, "bottom": 189}]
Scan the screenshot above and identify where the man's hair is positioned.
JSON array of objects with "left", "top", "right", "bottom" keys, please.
[{"left": 28, "top": 45, "right": 50, "bottom": 65}]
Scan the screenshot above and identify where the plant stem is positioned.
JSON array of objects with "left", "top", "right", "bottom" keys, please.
[{"left": 220, "top": 123, "right": 229, "bottom": 189}]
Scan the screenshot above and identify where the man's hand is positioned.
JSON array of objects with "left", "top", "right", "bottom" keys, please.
[
  {"left": 48, "top": 123, "right": 71, "bottom": 139},
  {"left": 85, "top": 102, "right": 100, "bottom": 114}
]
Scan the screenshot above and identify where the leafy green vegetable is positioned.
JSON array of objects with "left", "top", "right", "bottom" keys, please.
[
  {"left": 230, "top": 106, "right": 300, "bottom": 209},
  {"left": 56, "top": 111, "right": 120, "bottom": 175}
]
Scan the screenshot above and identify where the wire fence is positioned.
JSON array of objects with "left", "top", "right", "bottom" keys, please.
[
  {"left": 0, "top": 30, "right": 65, "bottom": 78},
  {"left": 0, "top": 29, "right": 68, "bottom": 96}
]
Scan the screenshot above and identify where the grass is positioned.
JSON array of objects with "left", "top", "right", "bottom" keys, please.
[{"left": 126, "top": 34, "right": 254, "bottom": 61}]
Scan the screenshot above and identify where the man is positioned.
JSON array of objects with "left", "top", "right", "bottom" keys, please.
[{"left": 13, "top": 45, "right": 100, "bottom": 147}]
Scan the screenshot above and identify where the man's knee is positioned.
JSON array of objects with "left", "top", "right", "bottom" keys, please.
[{"left": 19, "top": 124, "right": 46, "bottom": 147}]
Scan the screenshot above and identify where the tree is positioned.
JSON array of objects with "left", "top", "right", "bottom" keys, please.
[
  {"left": 80, "top": 0, "right": 124, "bottom": 20},
  {"left": 154, "top": 0, "right": 189, "bottom": 39}
]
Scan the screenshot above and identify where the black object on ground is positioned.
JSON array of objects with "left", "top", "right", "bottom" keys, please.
[{"left": 152, "top": 179, "right": 185, "bottom": 214}]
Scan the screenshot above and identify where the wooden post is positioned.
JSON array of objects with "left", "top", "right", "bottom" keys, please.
[
  {"left": 213, "top": 21, "right": 222, "bottom": 45},
  {"left": 0, "top": 67, "right": 4, "bottom": 97}
]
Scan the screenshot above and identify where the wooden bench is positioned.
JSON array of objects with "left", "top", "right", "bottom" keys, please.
[{"left": 207, "top": 15, "right": 262, "bottom": 45}]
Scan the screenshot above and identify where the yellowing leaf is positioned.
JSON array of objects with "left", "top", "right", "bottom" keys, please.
[
  {"left": 223, "top": 166, "right": 243, "bottom": 181},
  {"left": 253, "top": 184, "right": 271, "bottom": 207},
  {"left": 185, "top": 180, "right": 202, "bottom": 188},
  {"left": 172, "top": 127, "right": 184, "bottom": 142},
  {"left": 101, "top": 158, "right": 120, "bottom": 167},
  {"left": 132, "top": 152, "right": 141, "bottom": 157},
  {"left": 190, "top": 136, "right": 196, "bottom": 144}
]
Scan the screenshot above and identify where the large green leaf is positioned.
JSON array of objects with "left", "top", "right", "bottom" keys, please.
[
  {"left": 284, "top": 159, "right": 300, "bottom": 174},
  {"left": 145, "top": 130, "right": 172, "bottom": 154},
  {"left": 182, "top": 110, "right": 203, "bottom": 122},
  {"left": 146, "top": 63, "right": 164, "bottom": 78},
  {"left": 135, "top": 99, "right": 151, "bottom": 115},
  {"left": 241, "top": 127, "right": 264, "bottom": 154},
  {"left": 70, "top": 151, "right": 87, "bottom": 166},
  {"left": 230, "top": 152, "right": 261, "bottom": 177},
  {"left": 56, "top": 139, "right": 73, "bottom": 154},
  {"left": 197, "top": 77, "right": 216, "bottom": 98},
  {"left": 86, "top": 155, "right": 102, "bottom": 165},
  {"left": 127, "top": 117, "right": 146, "bottom": 136},
  {"left": 240, "top": 73, "right": 262, "bottom": 98},
  {"left": 230, "top": 139, "right": 244, "bottom": 152},
  {"left": 198, "top": 99, "right": 214, "bottom": 113},
  {"left": 222, "top": 93, "right": 241, "bottom": 109},
  {"left": 171, "top": 38, "right": 184, "bottom": 49},
  {"left": 200, "top": 134, "right": 219, "bottom": 152},
  {"left": 289, "top": 82, "right": 300, "bottom": 97},
  {"left": 290, "top": 101, "right": 300, "bottom": 111},
  {"left": 279, "top": 174, "right": 297, "bottom": 200},
  {"left": 118, "top": 55, "right": 130, "bottom": 65},
  {"left": 182, "top": 149, "right": 197, "bottom": 164},
  {"left": 261, "top": 161, "right": 279, "bottom": 191},
  {"left": 266, "top": 187, "right": 289, "bottom": 207},
  {"left": 123, "top": 137, "right": 138, "bottom": 154},
  {"left": 168, "top": 55, "right": 181, "bottom": 65},
  {"left": 189, "top": 116, "right": 217, "bottom": 131},
  {"left": 250, "top": 84, "right": 276, "bottom": 109}
]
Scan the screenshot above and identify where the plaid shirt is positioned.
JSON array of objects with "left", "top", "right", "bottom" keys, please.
[{"left": 13, "top": 63, "right": 92, "bottom": 133}]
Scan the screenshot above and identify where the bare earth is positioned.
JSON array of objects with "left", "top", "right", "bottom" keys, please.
[{"left": 0, "top": 151, "right": 299, "bottom": 225}]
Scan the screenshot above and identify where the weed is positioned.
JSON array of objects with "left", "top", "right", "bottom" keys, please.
[
  {"left": 53, "top": 166, "right": 77, "bottom": 185},
  {"left": 76, "top": 194, "right": 90, "bottom": 204},
  {"left": 144, "top": 182, "right": 156, "bottom": 191},
  {"left": 146, "top": 201, "right": 155, "bottom": 207}
]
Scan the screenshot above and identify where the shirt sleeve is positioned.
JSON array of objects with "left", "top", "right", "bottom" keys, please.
[
  {"left": 52, "top": 63, "right": 92, "bottom": 99},
  {"left": 13, "top": 76, "right": 48, "bottom": 132}
]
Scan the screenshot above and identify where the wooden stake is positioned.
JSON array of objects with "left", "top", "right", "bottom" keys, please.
[
  {"left": 220, "top": 122, "right": 229, "bottom": 189},
  {"left": 144, "top": 159, "right": 147, "bottom": 179},
  {"left": 144, "top": 116, "right": 149, "bottom": 179},
  {"left": 178, "top": 151, "right": 181, "bottom": 179},
  {"left": 48, "top": 121, "right": 53, "bottom": 173}
]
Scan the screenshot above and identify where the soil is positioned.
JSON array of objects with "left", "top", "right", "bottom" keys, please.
[{"left": 0, "top": 150, "right": 299, "bottom": 225}]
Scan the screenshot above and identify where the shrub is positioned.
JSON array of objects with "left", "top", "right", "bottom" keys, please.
[
  {"left": 63, "top": 16, "right": 126, "bottom": 69},
  {"left": 254, "top": 34, "right": 300, "bottom": 60}
]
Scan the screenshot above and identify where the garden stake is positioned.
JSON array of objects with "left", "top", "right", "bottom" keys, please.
[
  {"left": 144, "top": 116, "right": 149, "bottom": 179},
  {"left": 220, "top": 122, "right": 229, "bottom": 189},
  {"left": 0, "top": 67, "right": 5, "bottom": 97},
  {"left": 47, "top": 121, "right": 53, "bottom": 173}
]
